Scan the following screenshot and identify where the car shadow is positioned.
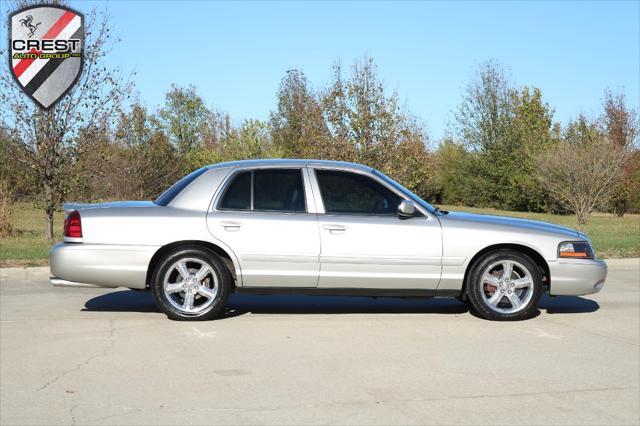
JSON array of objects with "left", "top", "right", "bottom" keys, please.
[
  {"left": 83, "top": 290, "right": 158, "bottom": 313},
  {"left": 225, "top": 293, "right": 468, "bottom": 315},
  {"left": 82, "top": 290, "right": 599, "bottom": 318},
  {"left": 539, "top": 293, "right": 600, "bottom": 314},
  {"left": 83, "top": 290, "right": 468, "bottom": 316}
]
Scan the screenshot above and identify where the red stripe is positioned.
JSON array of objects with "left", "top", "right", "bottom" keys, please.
[
  {"left": 13, "top": 11, "right": 77, "bottom": 78},
  {"left": 12, "top": 48, "right": 41, "bottom": 77},
  {"left": 42, "top": 11, "right": 76, "bottom": 39}
]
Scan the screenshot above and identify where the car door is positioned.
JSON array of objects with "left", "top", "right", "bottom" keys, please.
[
  {"left": 207, "top": 167, "right": 320, "bottom": 287},
  {"left": 312, "top": 168, "right": 442, "bottom": 289}
]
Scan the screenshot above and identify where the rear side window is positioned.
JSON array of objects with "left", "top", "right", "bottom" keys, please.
[
  {"left": 254, "top": 170, "right": 305, "bottom": 212},
  {"left": 316, "top": 170, "right": 401, "bottom": 215},
  {"left": 218, "top": 169, "right": 306, "bottom": 213},
  {"left": 219, "top": 171, "right": 251, "bottom": 210},
  {"left": 154, "top": 167, "right": 207, "bottom": 206}
]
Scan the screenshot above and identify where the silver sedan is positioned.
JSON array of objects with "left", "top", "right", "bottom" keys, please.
[{"left": 49, "top": 159, "right": 607, "bottom": 321}]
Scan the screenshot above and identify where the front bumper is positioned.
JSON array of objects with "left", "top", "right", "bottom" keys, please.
[
  {"left": 548, "top": 257, "right": 607, "bottom": 296},
  {"left": 49, "top": 242, "right": 158, "bottom": 289}
]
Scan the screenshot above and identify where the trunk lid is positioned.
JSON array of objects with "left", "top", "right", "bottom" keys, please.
[{"left": 63, "top": 201, "right": 156, "bottom": 214}]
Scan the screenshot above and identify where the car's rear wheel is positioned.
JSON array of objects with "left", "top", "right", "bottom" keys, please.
[
  {"left": 467, "top": 249, "right": 542, "bottom": 321},
  {"left": 151, "top": 246, "right": 231, "bottom": 321}
]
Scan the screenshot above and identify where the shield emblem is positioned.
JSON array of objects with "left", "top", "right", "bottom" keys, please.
[{"left": 9, "top": 5, "right": 84, "bottom": 110}]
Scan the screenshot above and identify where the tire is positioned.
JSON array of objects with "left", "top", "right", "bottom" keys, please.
[
  {"left": 466, "top": 249, "right": 542, "bottom": 321},
  {"left": 151, "top": 246, "right": 231, "bottom": 321}
]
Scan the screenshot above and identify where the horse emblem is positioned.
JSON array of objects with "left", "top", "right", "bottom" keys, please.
[{"left": 19, "top": 15, "right": 41, "bottom": 38}]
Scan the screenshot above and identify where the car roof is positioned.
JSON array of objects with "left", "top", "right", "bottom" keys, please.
[{"left": 206, "top": 158, "right": 373, "bottom": 172}]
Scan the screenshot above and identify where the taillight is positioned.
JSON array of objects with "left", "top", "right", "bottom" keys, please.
[{"left": 64, "top": 210, "right": 82, "bottom": 238}]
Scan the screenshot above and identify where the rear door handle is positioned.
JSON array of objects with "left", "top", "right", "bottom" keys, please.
[
  {"left": 221, "top": 221, "right": 242, "bottom": 231},
  {"left": 323, "top": 224, "right": 346, "bottom": 234}
]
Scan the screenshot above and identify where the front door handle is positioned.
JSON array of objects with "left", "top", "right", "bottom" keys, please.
[
  {"left": 221, "top": 221, "right": 242, "bottom": 231},
  {"left": 323, "top": 224, "right": 346, "bottom": 234}
]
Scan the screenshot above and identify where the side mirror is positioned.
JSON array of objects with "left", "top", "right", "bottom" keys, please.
[{"left": 397, "top": 200, "right": 416, "bottom": 218}]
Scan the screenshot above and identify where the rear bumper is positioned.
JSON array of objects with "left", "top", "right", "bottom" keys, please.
[
  {"left": 50, "top": 277, "right": 103, "bottom": 288},
  {"left": 548, "top": 257, "right": 607, "bottom": 296},
  {"left": 49, "top": 242, "right": 159, "bottom": 289}
]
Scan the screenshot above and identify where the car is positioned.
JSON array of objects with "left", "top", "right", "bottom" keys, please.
[{"left": 49, "top": 159, "right": 607, "bottom": 321}]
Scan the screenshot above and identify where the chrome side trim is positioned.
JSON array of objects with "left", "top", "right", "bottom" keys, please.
[
  {"left": 442, "top": 257, "right": 466, "bottom": 266},
  {"left": 320, "top": 255, "right": 442, "bottom": 266},
  {"left": 50, "top": 277, "right": 104, "bottom": 288},
  {"left": 235, "top": 286, "right": 461, "bottom": 297},
  {"left": 241, "top": 254, "right": 320, "bottom": 263}
]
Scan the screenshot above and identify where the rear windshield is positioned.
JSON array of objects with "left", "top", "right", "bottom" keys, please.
[{"left": 154, "top": 167, "right": 208, "bottom": 206}]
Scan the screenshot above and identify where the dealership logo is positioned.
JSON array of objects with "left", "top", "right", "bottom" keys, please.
[{"left": 9, "top": 4, "right": 84, "bottom": 110}]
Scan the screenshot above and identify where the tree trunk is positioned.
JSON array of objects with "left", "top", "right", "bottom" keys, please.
[
  {"left": 45, "top": 209, "right": 54, "bottom": 241},
  {"left": 41, "top": 109, "right": 57, "bottom": 242},
  {"left": 43, "top": 178, "right": 55, "bottom": 241},
  {"left": 576, "top": 208, "right": 589, "bottom": 228}
]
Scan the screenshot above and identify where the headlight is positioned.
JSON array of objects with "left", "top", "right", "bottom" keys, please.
[{"left": 558, "top": 241, "right": 595, "bottom": 259}]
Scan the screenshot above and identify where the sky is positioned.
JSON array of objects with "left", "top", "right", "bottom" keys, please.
[{"left": 2, "top": 0, "right": 639, "bottom": 141}]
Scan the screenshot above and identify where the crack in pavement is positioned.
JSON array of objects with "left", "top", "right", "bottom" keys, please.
[
  {"left": 191, "top": 385, "right": 639, "bottom": 412},
  {"left": 72, "top": 384, "right": 639, "bottom": 421},
  {"left": 68, "top": 404, "right": 78, "bottom": 426},
  {"left": 36, "top": 320, "right": 116, "bottom": 392}
]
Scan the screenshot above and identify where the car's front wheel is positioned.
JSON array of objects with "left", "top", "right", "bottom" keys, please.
[
  {"left": 467, "top": 249, "right": 542, "bottom": 321},
  {"left": 151, "top": 246, "right": 231, "bottom": 321}
]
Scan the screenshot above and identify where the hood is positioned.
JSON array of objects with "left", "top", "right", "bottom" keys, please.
[
  {"left": 63, "top": 201, "right": 157, "bottom": 213},
  {"left": 441, "top": 211, "right": 580, "bottom": 239}
]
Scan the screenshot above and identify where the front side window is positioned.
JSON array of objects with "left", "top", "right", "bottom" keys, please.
[
  {"left": 316, "top": 170, "right": 401, "bottom": 215},
  {"left": 218, "top": 169, "right": 306, "bottom": 213}
]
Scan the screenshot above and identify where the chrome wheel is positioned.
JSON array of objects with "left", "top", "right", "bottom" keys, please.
[
  {"left": 479, "top": 260, "right": 534, "bottom": 314},
  {"left": 163, "top": 258, "right": 218, "bottom": 315}
]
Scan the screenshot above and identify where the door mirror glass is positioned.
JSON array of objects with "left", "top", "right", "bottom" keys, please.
[{"left": 397, "top": 200, "right": 416, "bottom": 218}]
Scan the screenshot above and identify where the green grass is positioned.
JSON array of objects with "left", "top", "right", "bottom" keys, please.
[
  {"left": 440, "top": 205, "right": 640, "bottom": 259},
  {"left": 0, "top": 202, "right": 63, "bottom": 267},
  {"left": 0, "top": 202, "right": 638, "bottom": 267}
]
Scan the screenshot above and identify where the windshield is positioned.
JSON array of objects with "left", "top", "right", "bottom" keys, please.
[
  {"left": 372, "top": 169, "right": 437, "bottom": 214},
  {"left": 154, "top": 167, "right": 208, "bottom": 206}
]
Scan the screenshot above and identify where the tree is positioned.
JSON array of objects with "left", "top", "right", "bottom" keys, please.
[
  {"left": 538, "top": 115, "right": 628, "bottom": 225},
  {"left": 222, "top": 119, "right": 278, "bottom": 161},
  {"left": 625, "top": 150, "right": 640, "bottom": 213},
  {"left": 388, "top": 120, "right": 434, "bottom": 199},
  {"left": 158, "top": 84, "right": 212, "bottom": 154},
  {"left": 600, "top": 89, "right": 639, "bottom": 216},
  {"left": 451, "top": 61, "right": 516, "bottom": 207},
  {"left": 432, "top": 138, "right": 478, "bottom": 205},
  {"left": 112, "top": 103, "right": 181, "bottom": 199},
  {"left": 322, "top": 57, "right": 434, "bottom": 196},
  {"left": 602, "top": 89, "right": 638, "bottom": 149},
  {"left": 451, "top": 61, "right": 556, "bottom": 210},
  {"left": 454, "top": 60, "right": 513, "bottom": 153},
  {"left": 507, "top": 87, "right": 557, "bottom": 211},
  {"left": 270, "top": 69, "right": 329, "bottom": 158},
  {"left": 0, "top": 1, "right": 131, "bottom": 240},
  {"left": 323, "top": 57, "right": 397, "bottom": 166},
  {"left": 186, "top": 119, "right": 279, "bottom": 169}
]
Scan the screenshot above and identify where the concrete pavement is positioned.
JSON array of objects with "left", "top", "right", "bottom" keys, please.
[{"left": 1, "top": 259, "right": 638, "bottom": 425}]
